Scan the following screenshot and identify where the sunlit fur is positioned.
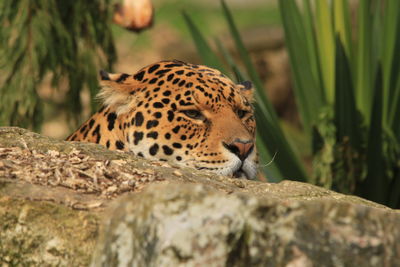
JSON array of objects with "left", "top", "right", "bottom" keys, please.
[{"left": 67, "top": 60, "right": 257, "bottom": 179}]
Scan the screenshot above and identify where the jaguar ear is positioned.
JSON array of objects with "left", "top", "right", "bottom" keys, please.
[
  {"left": 97, "top": 70, "right": 139, "bottom": 115},
  {"left": 238, "top": 80, "right": 254, "bottom": 102}
]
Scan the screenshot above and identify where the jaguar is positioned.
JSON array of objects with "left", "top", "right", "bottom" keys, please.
[{"left": 66, "top": 60, "right": 257, "bottom": 179}]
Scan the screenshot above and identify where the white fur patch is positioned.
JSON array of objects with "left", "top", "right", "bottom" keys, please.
[{"left": 97, "top": 84, "right": 135, "bottom": 115}]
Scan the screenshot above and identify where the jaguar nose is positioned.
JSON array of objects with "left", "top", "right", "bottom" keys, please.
[{"left": 223, "top": 139, "right": 254, "bottom": 161}]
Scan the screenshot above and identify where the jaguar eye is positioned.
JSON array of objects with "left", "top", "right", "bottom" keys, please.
[
  {"left": 237, "top": 109, "right": 247, "bottom": 119},
  {"left": 182, "top": 110, "right": 205, "bottom": 120}
]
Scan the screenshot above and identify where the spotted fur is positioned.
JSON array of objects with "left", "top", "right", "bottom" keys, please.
[{"left": 66, "top": 60, "right": 257, "bottom": 179}]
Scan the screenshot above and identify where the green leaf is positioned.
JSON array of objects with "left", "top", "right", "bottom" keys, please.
[
  {"left": 182, "top": 11, "right": 226, "bottom": 73},
  {"left": 221, "top": 0, "right": 307, "bottom": 181},
  {"left": 214, "top": 38, "right": 287, "bottom": 181},
  {"left": 279, "top": 0, "right": 325, "bottom": 134},
  {"left": 220, "top": 0, "right": 274, "bottom": 118},
  {"left": 183, "top": 11, "right": 291, "bottom": 181},
  {"left": 255, "top": 133, "right": 283, "bottom": 182},
  {"left": 382, "top": 0, "right": 400, "bottom": 121},
  {"left": 303, "top": 0, "right": 324, "bottom": 97},
  {"left": 386, "top": 2, "right": 400, "bottom": 136},
  {"left": 388, "top": 172, "right": 400, "bottom": 208},
  {"left": 360, "top": 65, "right": 386, "bottom": 204},
  {"left": 334, "top": 36, "right": 361, "bottom": 149},
  {"left": 315, "top": 0, "right": 335, "bottom": 103},
  {"left": 389, "top": 76, "right": 400, "bottom": 140},
  {"left": 214, "top": 38, "right": 244, "bottom": 82},
  {"left": 355, "top": 0, "right": 373, "bottom": 119},
  {"left": 333, "top": 0, "right": 353, "bottom": 61}
]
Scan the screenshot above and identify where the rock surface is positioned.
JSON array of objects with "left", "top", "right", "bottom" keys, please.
[
  {"left": 93, "top": 183, "right": 400, "bottom": 267},
  {"left": 1, "top": 127, "right": 399, "bottom": 266}
]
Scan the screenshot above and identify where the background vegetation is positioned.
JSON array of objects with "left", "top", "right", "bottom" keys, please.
[
  {"left": 1, "top": 0, "right": 399, "bottom": 208},
  {"left": 0, "top": 0, "right": 116, "bottom": 131},
  {"left": 184, "top": 0, "right": 400, "bottom": 208}
]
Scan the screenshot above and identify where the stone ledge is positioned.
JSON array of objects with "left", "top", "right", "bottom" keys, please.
[{"left": 1, "top": 127, "right": 399, "bottom": 266}]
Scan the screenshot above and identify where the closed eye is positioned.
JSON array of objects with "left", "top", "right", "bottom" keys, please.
[{"left": 181, "top": 109, "right": 205, "bottom": 120}]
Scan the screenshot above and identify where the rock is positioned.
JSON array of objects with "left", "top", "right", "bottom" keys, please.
[
  {"left": 1, "top": 127, "right": 400, "bottom": 266},
  {"left": 0, "top": 189, "right": 99, "bottom": 266},
  {"left": 92, "top": 183, "right": 400, "bottom": 267}
]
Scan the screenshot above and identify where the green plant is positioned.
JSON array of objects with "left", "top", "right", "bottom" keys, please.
[
  {"left": 185, "top": 0, "right": 400, "bottom": 208},
  {"left": 0, "top": 0, "right": 116, "bottom": 131},
  {"left": 280, "top": 0, "right": 400, "bottom": 207},
  {"left": 183, "top": 1, "right": 308, "bottom": 182}
]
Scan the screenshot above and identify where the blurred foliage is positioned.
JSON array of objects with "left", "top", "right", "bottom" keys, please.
[
  {"left": 117, "top": 0, "right": 280, "bottom": 49},
  {"left": 0, "top": 0, "right": 116, "bottom": 131},
  {"left": 183, "top": 2, "right": 307, "bottom": 182},
  {"left": 280, "top": 0, "right": 400, "bottom": 208},
  {"left": 186, "top": 0, "right": 400, "bottom": 208},
  {"left": 159, "top": 0, "right": 280, "bottom": 36}
]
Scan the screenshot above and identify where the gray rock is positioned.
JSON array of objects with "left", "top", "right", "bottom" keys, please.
[
  {"left": 92, "top": 183, "right": 400, "bottom": 267},
  {"left": 1, "top": 127, "right": 399, "bottom": 266}
]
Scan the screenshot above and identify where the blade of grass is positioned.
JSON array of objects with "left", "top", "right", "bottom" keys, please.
[
  {"left": 221, "top": 0, "right": 307, "bottom": 181},
  {"left": 382, "top": 0, "right": 400, "bottom": 122},
  {"left": 214, "top": 38, "right": 245, "bottom": 83},
  {"left": 371, "top": 0, "right": 382, "bottom": 86},
  {"left": 389, "top": 77, "right": 400, "bottom": 139},
  {"left": 333, "top": 0, "right": 353, "bottom": 61},
  {"left": 183, "top": 13, "right": 290, "bottom": 181},
  {"left": 388, "top": 172, "right": 400, "bottom": 208},
  {"left": 220, "top": 0, "right": 274, "bottom": 120},
  {"left": 315, "top": 0, "right": 335, "bottom": 103},
  {"left": 256, "top": 133, "right": 283, "bottom": 182},
  {"left": 385, "top": 2, "right": 400, "bottom": 135},
  {"left": 215, "top": 38, "right": 286, "bottom": 181},
  {"left": 360, "top": 65, "right": 386, "bottom": 204},
  {"left": 355, "top": 0, "right": 373, "bottom": 119},
  {"left": 182, "top": 11, "right": 226, "bottom": 73},
  {"left": 303, "top": 0, "right": 325, "bottom": 100},
  {"left": 334, "top": 36, "right": 361, "bottom": 149},
  {"left": 279, "top": 0, "right": 325, "bottom": 134}
]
